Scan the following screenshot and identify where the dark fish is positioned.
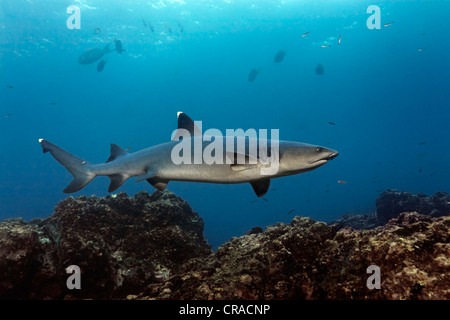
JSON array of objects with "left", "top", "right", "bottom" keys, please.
[
  {"left": 418, "top": 168, "right": 422, "bottom": 173},
  {"left": 142, "top": 17, "right": 147, "bottom": 27},
  {"left": 315, "top": 64, "right": 324, "bottom": 75},
  {"left": 274, "top": 50, "right": 286, "bottom": 63},
  {"left": 177, "top": 21, "right": 184, "bottom": 33},
  {"left": 50, "top": 102, "right": 57, "bottom": 105},
  {"left": 78, "top": 43, "right": 112, "bottom": 64},
  {"left": 248, "top": 68, "right": 260, "bottom": 82},
  {"left": 148, "top": 21, "right": 154, "bottom": 32},
  {"left": 418, "top": 141, "right": 426, "bottom": 145},
  {"left": 287, "top": 209, "right": 295, "bottom": 215},
  {"left": 3, "top": 113, "right": 13, "bottom": 118},
  {"left": 93, "top": 27, "right": 101, "bottom": 35},
  {"left": 328, "top": 121, "right": 336, "bottom": 125},
  {"left": 6, "top": 85, "right": 14, "bottom": 88},
  {"left": 166, "top": 24, "right": 172, "bottom": 34},
  {"left": 114, "top": 39, "right": 125, "bottom": 54},
  {"left": 262, "top": 197, "right": 268, "bottom": 202},
  {"left": 97, "top": 59, "right": 107, "bottom": 72}
]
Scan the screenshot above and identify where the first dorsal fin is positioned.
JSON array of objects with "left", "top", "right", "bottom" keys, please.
[
  {"left": 106, "top": 144, "right": 128, "bottom": 163},
  {"left": 172, "top": 112, "right": 202, "bottom": 141}
]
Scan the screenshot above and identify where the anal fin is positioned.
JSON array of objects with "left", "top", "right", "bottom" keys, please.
[{"left": 108, "top": 174, "right": 128, "bottom": 192}]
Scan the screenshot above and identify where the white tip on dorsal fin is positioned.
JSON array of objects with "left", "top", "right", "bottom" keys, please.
[
  {"left": 177, "top": 111, "right": 183, "bottom": 118},
  {"left": 172, "top": 112, "right": 202, "bottom": 141},
  {"left": 39, "top": 139, "right": 43, "bottom": 143}
]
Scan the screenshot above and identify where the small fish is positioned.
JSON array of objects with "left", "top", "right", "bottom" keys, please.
[
  {"left": 418, "top": 168, "right": 422, "bottom": 173},
  {"left": 384, "top": 22, "right": 394, "bottom": 27},
  {"left": 3, "top": 113, "right": 13, "bottom": 118},
  {"left": 248, "top": 68, "right": 261, "bottom": 82},
  {"left": 337, "top": 180, "right": 347, "bottom": 184},
  {"left": 142, "top": 17, "right": 147, "bottom": 28},
  {"left": 273, "top": 50, "right": 286, "bottom": 63},
  {"left": 338, "top": 34, "right": 342, "bottom": 45},
  {"left": 301, "top": 31, "right": 310, "bottom": 38},
  {"left": 6, "top": 85, "right": 14, "bottom": 88},
  {"left": 50, "top": 102, "right": 57, "bottom": 105},
  {"left": 262, "top": 198, "right": 268, "bottom": 202},
  {"left": 321, "top": 45, "right": 331, "bottom": 48},
  {"left": 148, "top": 21, "right": 154, "bottom": 32},
  {"left": 328, "top": 121, "right": 336, "bottom": 126},
  {"left": 177, "top": 21, "right": 184, "bottom": 33},
  {"left": 418, "top": 33, "right": 426, "bottom": 37},
  {"left": 93, "top": 27, "right": 101, "bottom": 35},
  {"left": 418, "top": 47, "right": 427, "bottom": 52},
  {"left": 418, "top": 141, "right": 426, "bottom": 145},
  {"left": 287, "top": 209, "right": 295, "bottom": 215},
  {"left": 315, "top": 63, "right": 324, "bottom": 75}
]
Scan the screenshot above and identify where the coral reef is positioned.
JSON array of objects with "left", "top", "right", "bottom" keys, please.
[
  {"left": 0, "top": 191, "right": 211, "bottom": 299},
  {"left": 0, "top": 190, "right": 449, "bottom": 299}
]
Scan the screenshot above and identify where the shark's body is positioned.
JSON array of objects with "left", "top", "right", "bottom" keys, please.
[{"left": 39, "top": 113, "right": 338, "bottom": 197}]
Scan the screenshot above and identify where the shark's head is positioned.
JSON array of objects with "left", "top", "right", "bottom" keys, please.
[{"left": 279, "top": 142, "right": 338, "bottom": 175}]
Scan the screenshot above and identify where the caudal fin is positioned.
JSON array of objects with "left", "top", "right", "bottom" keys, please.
[{"left": 39, "top": 139, "right": 95, "bottom": 193}]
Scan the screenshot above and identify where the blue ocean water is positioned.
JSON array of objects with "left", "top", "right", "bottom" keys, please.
[{"left": 1, "top": 0, "right": 449, "bottom": 249}]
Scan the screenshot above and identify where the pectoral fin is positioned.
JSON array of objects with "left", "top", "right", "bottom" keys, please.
[{"left": 250, "top": 179, "right": 270, "bottom": 197}]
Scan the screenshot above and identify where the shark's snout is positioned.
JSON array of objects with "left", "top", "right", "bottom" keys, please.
[{"left": 328, "top": 151, "right": 339, "bottom": 160}]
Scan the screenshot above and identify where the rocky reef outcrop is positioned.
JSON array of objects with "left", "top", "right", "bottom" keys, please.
[
  {"left": 376, "top": 190, "right": 450, "bottom": 224},
  {"left": 329, "top": 190, "right": 450, "bottom": 229},
  {"left": 0, "top": 191, "right": 211, "bottom": 299},
  {"left": 0, "top": 190, "right": 449, "bottom": 299}
]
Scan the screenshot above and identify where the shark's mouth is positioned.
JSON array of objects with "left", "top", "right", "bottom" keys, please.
[{"left": 311, "top": 152, "right": 339, "bottom": 165}]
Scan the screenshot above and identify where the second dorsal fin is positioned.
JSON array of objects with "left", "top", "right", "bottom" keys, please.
[
  {"left": 106, "top": 144, "right": 128, "bottom": 163},
  {"left": 172, "top": 112, "right": 202, "bottom": 141}
]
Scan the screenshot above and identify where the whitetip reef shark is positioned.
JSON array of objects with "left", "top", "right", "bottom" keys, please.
[{"left": 39, "top": 112, "right": 338, "bottom": 197}]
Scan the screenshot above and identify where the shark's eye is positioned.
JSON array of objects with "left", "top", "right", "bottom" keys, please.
[{"left": 316, "top": 147, "right": 323, "bottom": 152}]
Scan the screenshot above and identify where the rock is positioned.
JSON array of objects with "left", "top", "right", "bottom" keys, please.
[
  {"left": 328, "top": 214, "right": 378, "bottom": 230},
  {"left": 376, "top": 190, "right": 450, "bottom": 224},
  {"left": 139, "top": 212, "right": 450, "bottom": 300},
  {"left": 1, "top": 190, "right": 449, "bottom": 300},
  {"left": 0, "top": 191, "right": 211, "bottom": 299}
]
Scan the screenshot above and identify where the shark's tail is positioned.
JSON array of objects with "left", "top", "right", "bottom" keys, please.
[{"left": 39, "top": 139, "right": 96, "bottom": 193}]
